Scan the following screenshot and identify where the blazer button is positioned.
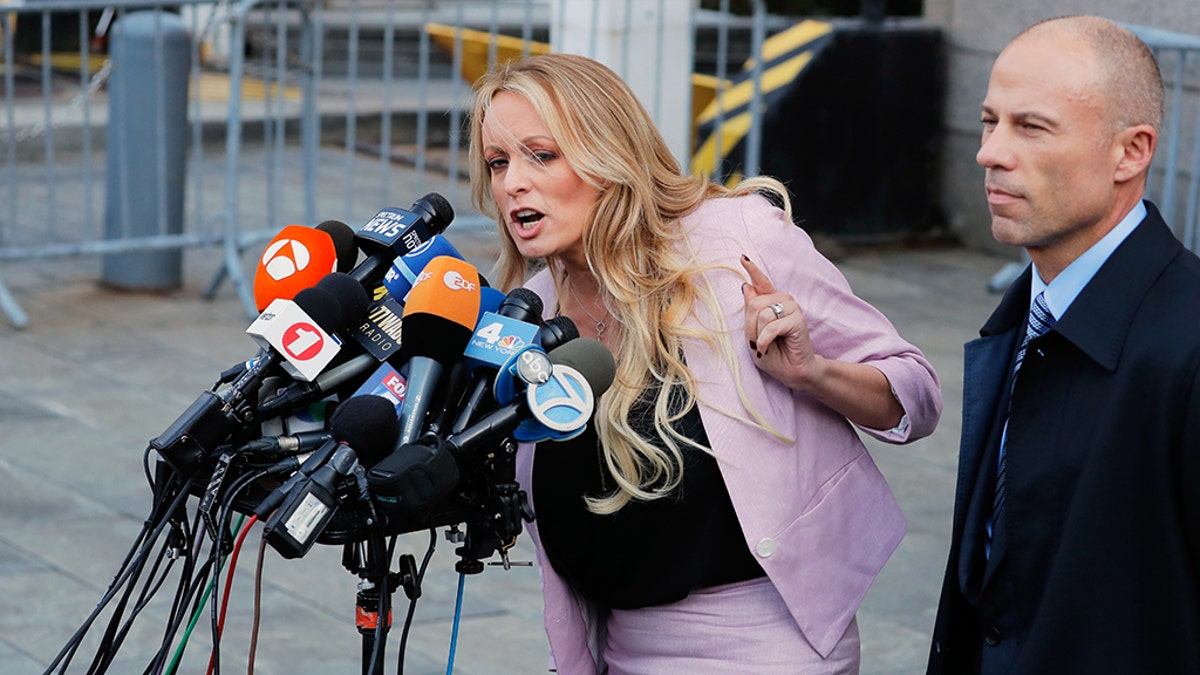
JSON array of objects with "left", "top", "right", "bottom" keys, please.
[
  {"left": 984, "top": 626, "right": 1002, "bottom": 646},
  {"left": 755, "top": 538, "right": 776, "bottom": 558}
]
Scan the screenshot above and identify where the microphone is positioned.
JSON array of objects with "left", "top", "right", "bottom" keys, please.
[
  {"left": 513, "top": 337, "right": 614, "bottom": 442},
  {"left": 237, "top": 280, "right": 346, "bottom": 389},
  {"left": 347, "top": 235, "right": 466, "bottom": 363},
  {"left": 456, "top": 338, "right": 615, "bottom": 451},
  {"left": 347, "top": 293, "right": 405, "bottom": 362},
  {"left": 420, "top": 285, "right": 505, "bottom": 437},
  {"left": 253, "top": 224, "right": 339, "bottom": 312},
  {"left": 380, "top": 234, "right": 465, "bottom": 302},
  {"left": 449, "top": 288, "right": 545, "bottom": 435},
  {"left": 315, "top": 219, "right": 359, "bottom": 274},
  {"left": 152, "top": 274, "right": 368, "bottom": 476},
  {"left": 349, "top": 193, "right": 455, "bottom": 288},
  {"left": 478, "top": 286, "right": 505, "bottom": 320},
  {"left": 485, "top": 316, "right": 580, "bottom": 441},
  {"left": 394, "top": 255, "right": 482, "bottom": 447},
  {"left": 260, "top": 395, "right": 399, "bottom": 558},
  {"left": 245, "top": 272, "right": 370, "bottom": 382},
  {"left": 255, "top": 352, "right": 379, "bottom": 418},
  {"left": 366, "top": 339, "right": 614, "bottom": 511},
  {"left": 537, "top": 315, "right": 580, "bottom": 352},
  {"left": 349, "top": 361, "right": 408, "bottom": 415}
]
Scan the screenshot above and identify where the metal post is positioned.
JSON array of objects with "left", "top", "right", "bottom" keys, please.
[
  {"left": 744, "top": 0, "right": 766, "bottom": 177},
  {"left": 102, "top": 10, "right": 191, "bottom": 290}
]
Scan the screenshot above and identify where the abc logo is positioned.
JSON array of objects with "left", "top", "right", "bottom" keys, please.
[{"left": 260, "top": 239, "right": 313, "bottom": 281}]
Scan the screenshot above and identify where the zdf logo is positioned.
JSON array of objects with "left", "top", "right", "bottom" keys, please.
[
  {"left": 261, "top": 238, "right": 313, "bottom": 281},
  {"left": 442, "top": 269, "right": 477, "bottom": 292}
]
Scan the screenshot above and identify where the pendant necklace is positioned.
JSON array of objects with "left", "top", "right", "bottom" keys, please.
[{"left": 568, "top": 281, "right": 609, "bottom": 340}]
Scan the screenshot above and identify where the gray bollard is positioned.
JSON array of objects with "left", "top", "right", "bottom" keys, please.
[{"left": 102, "top": 10, "right": 191, "bottom": 291}]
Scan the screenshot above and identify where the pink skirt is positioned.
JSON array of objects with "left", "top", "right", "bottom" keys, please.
[{"left": 602, "top": 576, "right": 860, "bottom": 674}]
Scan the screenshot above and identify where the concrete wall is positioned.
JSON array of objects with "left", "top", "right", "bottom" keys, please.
[{"left": 924, "top": 1, "right": 1200, "bottom": 253}]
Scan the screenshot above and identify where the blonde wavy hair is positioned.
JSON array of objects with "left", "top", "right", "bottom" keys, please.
[{"left": 469, "top": 53, "right": 791, "bottom": 514}]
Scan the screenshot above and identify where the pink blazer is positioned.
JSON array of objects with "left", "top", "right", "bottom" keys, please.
[{"left": 515, "top": 194, "right": 943, "bottom": 672}]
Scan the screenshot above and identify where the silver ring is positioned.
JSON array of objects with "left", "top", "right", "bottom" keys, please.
[{"left": 769, "top": 302, "right": 785, "bottom": 321}]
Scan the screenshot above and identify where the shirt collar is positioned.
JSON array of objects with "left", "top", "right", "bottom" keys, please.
[{"left": 1030, "top": 199, "right": 1146, "bottom": 320}]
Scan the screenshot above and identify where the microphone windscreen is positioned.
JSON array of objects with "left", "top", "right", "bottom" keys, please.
[
  {"left": 254, "top": 225, "right": 338, "bottom": 311},
  {"left": 292, "top": 286, "right": 343, "bottom": 334},
  {"left": 381, "top": 234, "right": 465, "bottom": 302},
  {"left": 409, "top": 192, "right": 454, "bottom": 234},
  {"left": 548, "top": 338, "right": 616, "bottom": 399},
  {"left": 316, "top": 220, "right": 359, "bottom": 273},
  {"left": 499, "top": 287, "right": 544, "bottom": 323},
  {"left": 400, "top": 256, "right": 482, "bottom": 362},
  {"left": 478, "top": 286, "right": 505, "bottom": 320},
  {"left": 316, "top": 272, "right": 370, "bottom": 327},
  {"left": 539, "top": 316, "right": 580, "bottom": 352},
  {"left": 329, "top": 394, "right": 400, "bottom": 468}
]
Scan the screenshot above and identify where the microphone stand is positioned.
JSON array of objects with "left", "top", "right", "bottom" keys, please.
[{"left": 343, "top": 535, "right": 394, "bottom": 675}]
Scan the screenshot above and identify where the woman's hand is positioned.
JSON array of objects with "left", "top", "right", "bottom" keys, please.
[
  {"left": 739, "top": 255, "right": 904, "bottom": 430},
  {"left": 740, "top": 255, "right": 822, "bottom": 392}
]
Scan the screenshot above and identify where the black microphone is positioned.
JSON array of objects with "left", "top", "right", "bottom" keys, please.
[
  {"left": 313, "top": 272, "right": 371, "bottom": 330},
  {"left": 538, "top": 315, "right": 580, "bottom": 352},
  {"left": 260, "top": 395, "right": 399, "bottom": 558},
  {"left": 448, "top": 288, "right": 546, "bottom": 436},
  {"left": 315, "top": 219, "right": 359, "bottom": 274},
  {"left": 393, "top": 256, "right": 482, "bottom": 447},
  {"left": 256, "top": 394, "right": 399, "bottom": 504},
  {"left": 151, "top": 277, "right": 365, "bottom": 477},
  {"left": 367, "top": 339, "right": 615, "bottom": 510},
  {"left": 256, "top": 352, "right": 379, "bottom": 418},
  {"left": 242, "top": 271, "right": 366, "bottom": 409},
  {"left": 348, "top": 193, "right": 455, "bottom": 288}
]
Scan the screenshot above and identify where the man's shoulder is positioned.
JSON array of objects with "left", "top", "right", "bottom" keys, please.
[
  {"left": 1125, "top": 246, "right": 1200, "bottom": 356},
  {"left": 1146, "top": 247, "right": 1200, "bottom": 327}
]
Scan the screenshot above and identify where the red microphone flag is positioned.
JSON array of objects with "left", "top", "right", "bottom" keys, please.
[{"left": 253, "top": 225, "right": 339, "bottom": 311}]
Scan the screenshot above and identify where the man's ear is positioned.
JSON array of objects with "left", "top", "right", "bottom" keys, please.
[{"left": 1114, "top": 124, "right": 1157, "bottom": 184}]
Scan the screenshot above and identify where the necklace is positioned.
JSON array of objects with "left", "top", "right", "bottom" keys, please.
[{"left": 568, "top": 281, "right": 609, "bottom": 340}]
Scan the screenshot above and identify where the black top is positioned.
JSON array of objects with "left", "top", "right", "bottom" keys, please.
[{"left": 532, "top": 386, "right": 765, "bottom": 610}]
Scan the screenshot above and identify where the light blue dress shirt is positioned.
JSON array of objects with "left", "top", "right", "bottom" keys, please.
[
  {"left": 1031, "top": 199, "right": 1147, "bottom": 319},
  {"left": 987, "top": 199, "right": 1147, "bottom": 556}
]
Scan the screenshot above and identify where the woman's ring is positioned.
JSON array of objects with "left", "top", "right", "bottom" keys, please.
[{"left": 769, "top": 302, "right": 785, "bottom": 321}]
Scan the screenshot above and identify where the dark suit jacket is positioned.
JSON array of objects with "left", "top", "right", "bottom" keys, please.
[{"left": 929, "top": 203, "right": 1200, "bottom": 674}]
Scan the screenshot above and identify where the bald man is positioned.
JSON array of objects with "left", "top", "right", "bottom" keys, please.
[{"left": 928, "top": 15, "right": 1200, "bottom": 674}]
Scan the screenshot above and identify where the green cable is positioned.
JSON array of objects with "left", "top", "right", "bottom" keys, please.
[{"left": 164, "top": 514, "right": 247, "bottom": 675}]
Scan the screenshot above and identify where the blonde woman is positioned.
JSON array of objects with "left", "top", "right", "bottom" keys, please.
[{"left": 469, "top": 53, "right": 942, "bottom": 673}]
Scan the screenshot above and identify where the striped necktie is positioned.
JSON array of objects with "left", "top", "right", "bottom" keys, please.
[{"left": 987, "top": 290, "right": 1055, "bottom": 556}]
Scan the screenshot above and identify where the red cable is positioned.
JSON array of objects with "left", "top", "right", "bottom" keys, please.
[{"left": 205, "top": 515, "right": 259, "bottom": 675}]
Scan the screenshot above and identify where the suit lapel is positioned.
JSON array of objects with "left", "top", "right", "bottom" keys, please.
[
  {"left": 1053, "top": 202, "right": 1182, "bottom": 372},
  {"left": 953, "top": 269, "right": 1030, "bottom": 596}
]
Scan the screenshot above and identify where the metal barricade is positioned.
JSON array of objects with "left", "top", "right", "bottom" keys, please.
[
  {"left": 1, "top": 0, "right": 773, "bottom": 328},
  {"left": 1133, "top": 23, "right": 1200, "bottom": 253}
]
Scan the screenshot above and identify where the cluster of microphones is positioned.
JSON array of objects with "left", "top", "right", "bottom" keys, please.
[
  {"left": 153, "top": 192, "right": 616, "bottom": 562},
  {"left": 41, "top": 193, "right": 618, "bottom": 675}
]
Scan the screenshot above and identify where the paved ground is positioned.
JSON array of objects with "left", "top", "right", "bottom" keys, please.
[{"left": 0, "top": 190, "right": 1015, "bottom": 673}]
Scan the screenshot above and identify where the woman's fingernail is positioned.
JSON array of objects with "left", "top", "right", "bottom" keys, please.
[
  {"left": 749, "top": 340, "right": 757, "bottom": 351},
  {"left": 741, "top": 254, "right": 751, "bottom": 262}
]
